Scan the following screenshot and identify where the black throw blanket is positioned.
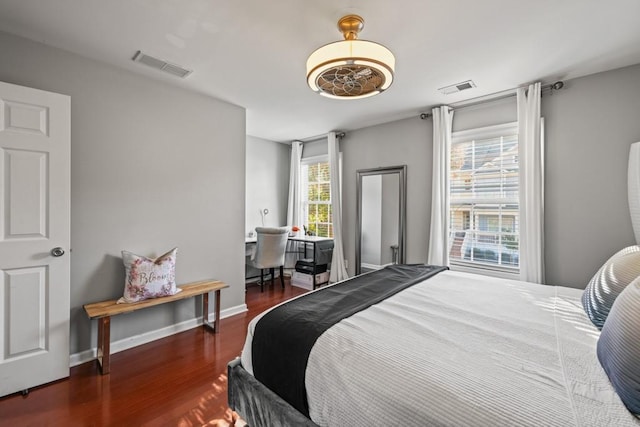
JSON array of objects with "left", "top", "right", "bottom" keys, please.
[{"left": 251, "top": 264, "right": 448, "bottom": 417}]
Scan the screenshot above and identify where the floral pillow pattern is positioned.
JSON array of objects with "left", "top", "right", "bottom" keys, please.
[{"left": 117, "top": 247, "right": 180, "bottom": 304}]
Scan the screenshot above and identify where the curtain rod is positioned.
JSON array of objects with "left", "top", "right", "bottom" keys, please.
[
  {"left": 292, "top": 131, "right": 346, "bottom": 144},
  {"left": 419, "top": 81, "right": 564, "bottom": 119}
]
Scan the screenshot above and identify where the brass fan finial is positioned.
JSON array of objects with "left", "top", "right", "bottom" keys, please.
[{"left": 338, "top": 15, "right": 365, "bottom": 41}]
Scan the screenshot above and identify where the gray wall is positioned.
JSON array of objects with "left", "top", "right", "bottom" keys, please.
[
  {"left": 0, "top": 31, "right": 246, "bottom": 355},
  {"left": 543, "top": 64, "right": 640, "bottom": 287},
  {"left": 245, "top": 136, "right": 290, "bottom": 233},
  {"left": 342, "top": 63, "right": 640, "bottom": 289},
  {"left": 452, "top": 96, "right": 517, "bottom": 132},
  {"left": 342, "top": 117, "right": 432, "bottom": 275},
  {"left": 302, "top": 139, "right": 328, "bottom": 159}
]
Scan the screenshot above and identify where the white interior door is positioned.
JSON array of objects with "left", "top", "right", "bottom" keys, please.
[{"left": 0, "top": 81, "right": 70, "bottom": 397}]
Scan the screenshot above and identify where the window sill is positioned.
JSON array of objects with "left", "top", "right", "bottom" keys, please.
[{"left": 449, "top": 260, "right": 520, "bottom": 280}]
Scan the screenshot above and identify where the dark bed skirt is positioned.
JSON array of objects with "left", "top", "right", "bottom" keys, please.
[{"left": 227, "top": 357, "right": 320, "bottom": 427}]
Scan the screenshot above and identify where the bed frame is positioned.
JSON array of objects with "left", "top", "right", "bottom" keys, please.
[{"left": 227, "top": 357, "right": 319, "bottom": 427}]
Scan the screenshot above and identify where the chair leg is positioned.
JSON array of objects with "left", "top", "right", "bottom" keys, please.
[
  {"left": 270, "top": 268, "right": 275, "bottom": 287},
  {"left": 260, "top": 269, "right": 264, "bottom": 292},
  {"left": 280, "top": 266, "right": 285, "bottom": 289}
]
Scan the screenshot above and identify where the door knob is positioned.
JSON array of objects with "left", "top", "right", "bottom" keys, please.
[{"left": 51, "top": 247, "right": 65, "bottom": 257}]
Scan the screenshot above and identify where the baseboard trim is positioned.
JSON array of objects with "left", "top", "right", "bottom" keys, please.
[
  {"left": 361, "top": 262, "right": 383, "bottom": 271},
  {"left": 69, "top": 303, "right": 248, "bottom": 367}
]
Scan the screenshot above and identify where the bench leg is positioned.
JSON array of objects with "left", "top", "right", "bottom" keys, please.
[
  {"left": 203, "top": 290, "right": 222, "bottom": 333},
  {"left": 97, "top": 316, "right": 111, "bottom": 375}
]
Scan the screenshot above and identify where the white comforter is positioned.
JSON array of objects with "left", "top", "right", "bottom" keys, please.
[{"left": 243, "top": 270, "right": 640, "bottom": 426}]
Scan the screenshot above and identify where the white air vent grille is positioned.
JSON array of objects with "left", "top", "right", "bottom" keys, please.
[
  {"left": 132, "top": 51, "right": 192, "bottom": 78},
  {"left": 439, "top": 80, "right": 476, "bottom": 95}
]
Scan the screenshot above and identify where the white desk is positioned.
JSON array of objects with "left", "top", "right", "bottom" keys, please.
[
  {"left": 244, "top": 234, "right": 331, "bottom": 244},
  {"left": 286, "top": 235, "right": 332, "bottom": 264},
  {"left": 287, "top": 235, "right": 333, "bottom": 244}
]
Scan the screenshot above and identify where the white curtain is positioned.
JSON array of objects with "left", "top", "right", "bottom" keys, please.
[
  {"left": 427, "top": 106, "right": 454, "bottom": 266},
  {"left": 286, "top": 140, "right": 303, "bottom": 268},
  {"left": 517, "top": 82, "right": 545, "bottom": 283},
  {"left": 328, "top": 132, "right": 349, "bottom": 282},
  {"left": 286, "top": 140, "right": 304, "bottom": 227}
]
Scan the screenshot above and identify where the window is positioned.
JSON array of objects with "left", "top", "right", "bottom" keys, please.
[
  {"left": 449, "top": 122, "right": 519, "bottom": 273},
  {"left": 301, "top": 156, "right": 333, "bottom": 238}
]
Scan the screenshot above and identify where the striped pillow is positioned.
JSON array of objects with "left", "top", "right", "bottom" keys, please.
[
  {"left": 597, "top": 277, "right": 640, "bottom": 415},
  {"left": 582, "top": 245, "right": 640, "bottom": 329}
]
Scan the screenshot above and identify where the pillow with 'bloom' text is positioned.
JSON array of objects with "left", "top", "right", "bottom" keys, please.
[{"left": 117, "top": 247, "right": 180, "bottom": 304}]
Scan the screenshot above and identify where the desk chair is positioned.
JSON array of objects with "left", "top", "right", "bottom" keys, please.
[{"left": 248, "top": 227, "right": 289, "bottom": 292}]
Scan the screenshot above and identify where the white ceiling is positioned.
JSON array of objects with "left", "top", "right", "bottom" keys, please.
[{"left": 1, "top": 0, "right": 639, "bottom": 143}]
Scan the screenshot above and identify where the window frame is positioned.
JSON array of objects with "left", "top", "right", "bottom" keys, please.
[
  {"left": 301, "top": 154, "right": 333, "bottom": 238},
  {"left": 448, "top": 121, "right": 521, "bottom": 279}
]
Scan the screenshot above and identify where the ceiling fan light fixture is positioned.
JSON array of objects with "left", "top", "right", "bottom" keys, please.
[{"left": 306, "top": 15, "right": 395, "bottom": 99}]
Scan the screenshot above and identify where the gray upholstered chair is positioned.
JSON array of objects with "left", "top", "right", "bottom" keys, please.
[{"left": 248, "top": 227, "right": 289, "bottom": 292}]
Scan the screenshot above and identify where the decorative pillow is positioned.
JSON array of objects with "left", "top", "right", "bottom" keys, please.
[
  {"left": 117, "top": 247, "right": 179, "bottom": 304},
  {"left": 597, "top": 277, "right": 640, "bottom": 415},
  {"left": 582, "top": 245, "right": 640, "bottom": 329}
]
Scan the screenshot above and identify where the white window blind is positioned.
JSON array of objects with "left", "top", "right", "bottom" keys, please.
[
  {"left": 301, "top": 155, "right": 333, "bottom": 238},
  {"left": 449, "top": 122, "right": 519, "bottom": 274}
]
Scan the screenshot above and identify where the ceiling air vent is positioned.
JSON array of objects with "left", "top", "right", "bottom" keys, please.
[
  {"left": 132, "top": 51, "right": 192, "bottom": 78},
  {"left": 438, "top": 80, "right": 476, "bottom": 95}
]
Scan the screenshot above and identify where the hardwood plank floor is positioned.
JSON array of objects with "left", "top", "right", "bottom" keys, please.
[{"left": 0, "top": 279, "right": 308, "bottom": 427}]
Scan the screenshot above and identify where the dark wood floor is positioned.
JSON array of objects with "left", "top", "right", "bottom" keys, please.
[{"left": 0, "top": 279, "right": 308, "bottom": 427}]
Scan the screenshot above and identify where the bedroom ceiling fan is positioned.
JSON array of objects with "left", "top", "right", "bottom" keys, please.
[{"left": 306, "top": 14, "right": 395, "bottom": 100}]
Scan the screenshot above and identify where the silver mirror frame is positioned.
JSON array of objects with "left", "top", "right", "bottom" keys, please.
[{"left": 355, "top": 165, "right": 407, "bottom": 275}]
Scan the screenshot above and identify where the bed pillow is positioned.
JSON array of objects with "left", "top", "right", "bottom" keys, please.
[
  {"left": 117, "top": 247, "right": 179, "bottom": 304},
  {"left": 582, "top": 245, "right": 640, "bottom": 329},
  {"left": 597, "top": 277, "right": 640, "bottom": 415}
]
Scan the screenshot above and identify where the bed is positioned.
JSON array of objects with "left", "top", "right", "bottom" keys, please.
[{"left": 228, "top": 264, "right": 640, "bottom": 426}]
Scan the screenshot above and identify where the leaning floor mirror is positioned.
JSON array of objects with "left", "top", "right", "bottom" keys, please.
[{"left": 356, "top": 165, "right": 407, "bottom": 275}]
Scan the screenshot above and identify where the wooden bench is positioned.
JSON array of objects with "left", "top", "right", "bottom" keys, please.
[{"left": 83, "top": 279, "right": 229, "bottom": 375}]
